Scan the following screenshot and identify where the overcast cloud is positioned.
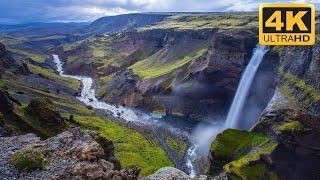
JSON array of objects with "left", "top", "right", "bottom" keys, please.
[{"left": 0, "top": 0, "right": 319, "bottom": 24}]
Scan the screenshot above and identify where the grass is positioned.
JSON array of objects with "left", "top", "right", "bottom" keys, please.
[
  {"left": 73, "top": 115, "right": 173, "bottom": 176},
  {"left": 140, "top": 13, "right": 258, "bottom": 31},
  {"left": 8, "top": 48, "right": 47, "bottom": 63},
  {"left": 27, "top": 63, "right": 80, "bottom": 90},
  {"left": 224, "top": 142, "right": 277, "bottom": 180},
  {"left": 98, "top": 73, "right": 116, "bottom": 96},
  {"left": 210, "top": 129, "right": 278, "bottom": 179},
  {"left": 9, "top": 148, "right": 47, "bottom": 172},
  {"left": 166, "top": 137, "right": 188, "bottom": 159},
  {"left": 1, "top": 72, "right": 92, "bottom": 115},
  {"left": 277, "top": 119, "right": 303, "bottom": 132},
  {"left": 130, "top": 48, "right": 206, "bottom": 79},
  {"left": 210, "top": 129, "right": 270, "bottom": 158},
  {"left": 280, "top": 72, "right": 320, "bottom": 109}
]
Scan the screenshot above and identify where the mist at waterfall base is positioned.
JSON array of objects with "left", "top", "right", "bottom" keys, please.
[
  {"left": 188, "top": 45, "right": 268, "bottom": 164},
  {"left": 53, "top": 45, "right": 269, "bottom": 177}
]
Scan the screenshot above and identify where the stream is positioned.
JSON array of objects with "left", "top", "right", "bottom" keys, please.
[
  {"left": 53, "top": 45, "right": 267, "bottom": 178},
  {"left": 53, "top": 54, "right": 198, "bottom": 176}
]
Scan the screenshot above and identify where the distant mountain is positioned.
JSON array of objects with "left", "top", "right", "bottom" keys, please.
[
  {"left": 82, "top": 13, "right": 171, "bottom": 35},
  {"left": 0, "top": 13, "right": 170, "bottom": 40},
  {"left": 0, "top": 22, "right": 88, "bottom": 38}
]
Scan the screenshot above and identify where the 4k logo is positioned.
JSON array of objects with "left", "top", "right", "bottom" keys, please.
[{"left": 259, "top": 4, "right": 315, "bottom": 45}]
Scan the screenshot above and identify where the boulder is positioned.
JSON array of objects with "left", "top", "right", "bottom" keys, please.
[{"left": 146, "top": 167, "right": 190, "bottom": 180}]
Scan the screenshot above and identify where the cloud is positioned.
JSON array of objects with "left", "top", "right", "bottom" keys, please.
[{"left": 0, "top": 0, "right": 318, "bottom": 24}]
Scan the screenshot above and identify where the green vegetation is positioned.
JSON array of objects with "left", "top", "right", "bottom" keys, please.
[
  {"left": 272, "top": 46, "right": 283, "bottom": 54},
  {"left": 210, "top": 129, "right": 278, "bottom": 179},
  {"left": 224, "top": 142, "right": 277, "bottom": 180},
  {"left": 280, "top": 72, "right": 320, "bottom": 110},
  {"left": 140, "top": 13, "right": 258, "bottom": 31},
  {"left": 73, "top": 115, "right": 173, "bottom": 176},
  {"left": 131, "top": 48, "right": 206, "bottom": 79},
  {"left": 8, "top": 48, "right": 47, "bottom": 63},
  {"left": 9, "top": 148, "right": 47, "bottom": 172},
  {"left": 166, "top": 137, "right": 188, "bottom": 159},
  {"left": 277, "top": 119, "right": 303, "bottom": 132},
  {"left": 27, "top": 63, "right": 80, "bottom": 90},
  {"left": 1, "top": 71, "right": 92, "bottom": 116},
  {"left": 211, "top": 129, "right": 270, "bottom": 158},
  {"left": 282, "top": 72, "right": 320, "bottom": 101}
]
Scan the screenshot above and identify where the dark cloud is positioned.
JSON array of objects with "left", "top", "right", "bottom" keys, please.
[{"left": 0, "top": 0, "right": 318, "bottom": 24}]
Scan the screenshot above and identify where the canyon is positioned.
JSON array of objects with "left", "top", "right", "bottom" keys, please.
[{"left": 0, "top": 13, "right": 319, "bottom": 179}]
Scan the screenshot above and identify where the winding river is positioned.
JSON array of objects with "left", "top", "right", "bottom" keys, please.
[
  {"left": 53, "top": 55, "right": 198, "bottom": 176},
  {"left": 53, "top": 45, "right": 267, "bottom": 178}
]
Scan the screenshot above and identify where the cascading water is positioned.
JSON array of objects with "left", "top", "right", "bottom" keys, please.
[
  {"left": 224, "top": 45, "right": 268, "bottom": 129},
  {"left": 185, "top": 45, "right": 268, "bottom": 177},
  {"left": 53, "top": 45, "right": 267, "bottom": 177},
  {"left": 53, "top": 54, "right": 194, "bottom": 174}
]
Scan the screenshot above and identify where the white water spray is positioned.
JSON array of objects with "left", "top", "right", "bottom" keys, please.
[
  {"left": 185, "top": 45, "right": 268, "bottom": 177},
  {"left": 224, "top": 45, "right": 268, "bottom": 129}
]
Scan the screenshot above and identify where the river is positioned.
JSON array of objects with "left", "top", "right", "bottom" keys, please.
[
  {"left": 53, "top": 45, "right": 267, "bottom": 178},
  {"left": 53, "top": 54, "right": 198, "bottom": 176}
]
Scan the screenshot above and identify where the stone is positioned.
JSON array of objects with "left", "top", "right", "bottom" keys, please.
[
  {"left": 75, "top": 142, "right": 105, "bottom": 161},
  {"left": 146, "top": 167, "right": 190, "bottom": 180}
]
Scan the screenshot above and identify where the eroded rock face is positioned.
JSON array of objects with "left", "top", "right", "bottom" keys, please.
[
  {"left": 100, "top": 69, "right": 139, "bottom": 104},
  {"left": 279, "top": 42, "right": 320, "bottom": 115},
  {"left": 0, "top": 128, "right": 138, "bottom": 180},
  {"left": 0, "top": 43, "right": 15, "bottom": 72}
]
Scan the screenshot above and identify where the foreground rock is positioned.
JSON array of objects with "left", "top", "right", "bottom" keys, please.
[
  {"left": 0, "top": 128, "right": 140, "bottom": 180},
  {"left": 207, "top": 108, "right": 320, "bottom": 180},
  {"left": 146, "top": 167, "right": 190, "bottom": 180}
]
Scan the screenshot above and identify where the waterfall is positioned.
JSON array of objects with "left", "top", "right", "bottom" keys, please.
[{"left": 224, "top": 45, "right": 268, "bottom": 129}]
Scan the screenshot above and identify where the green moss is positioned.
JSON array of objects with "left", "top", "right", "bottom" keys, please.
[
  {"left": 272, "top": 46, "right": 283, "bottom": 54},
  {"left": 280, "top": 72, "right": 320, "bottom": 108},
  {"left": 166, "top": 137, "right": 188, "bottom": 159},
  {"left": 73, "top": 116, "right": 173, "bottom": 176},
  {"left": 8, "top": 48, "right": 47, "bottom": 63},
  {"left": 9, "top": 148, "right": 47, "bottom": 172},
  {"left": 277, "top": 119, "right": 303, "bottom": 132},
  {"left": 131, "top": 48, "right": 206, "bottom": 79},
  {"left": 27, "top": 63, "right": 80, "bottom": 90},
  {"left": 224, "top": 142, "right": 277, "bottom": 180},
  {"left": 210, "top": 129, "right": 278, "bottom": 179},
  {"left": 211, "top": 129, "right": 270, "bottom": 158}
]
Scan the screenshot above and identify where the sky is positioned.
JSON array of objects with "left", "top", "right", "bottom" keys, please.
[{"left": 0, "top": 0, "right": 319, "bottom": 24}]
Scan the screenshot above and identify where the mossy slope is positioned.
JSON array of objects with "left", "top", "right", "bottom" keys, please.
[
  {"left": 73, "top": 115, "right": 173, "bottom": 176},
  {"left": 209, "top": 129, "right": 278, "bottom": 179}
]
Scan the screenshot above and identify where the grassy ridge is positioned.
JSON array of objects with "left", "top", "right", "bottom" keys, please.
[
  {"left": 27, "top": 63, "right": 80, "bottom": 90},
  {"left": 140, "top": 13, "right": 258, "bottom": 31},
  {"left": 73, "top": 116, "right": 173, "bottom": 176},
  {"left": 130, "top": 48, "right": 206, "bottom": 79}
]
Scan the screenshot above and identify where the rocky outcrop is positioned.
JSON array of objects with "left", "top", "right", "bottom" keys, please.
[
  {"left": 0, "top": 90, "right": 14, "bottom": 113},
  {"left": 146, "top": 167, "right": 190, "bottom": 180},
  {"left": 0, "top": 95, "right": 68, "bottom": 138},
  {"left": 0, "top": 128, "right": 140, "bottom": 180},
  {"left": 0, "top": 43, "right": 16, "bottom": 74},
  {"left": 278, "top": 42, "right": 320, "bottom": 115},
  {"left": 100, "top": 69, "right": 139, "bottom": 104},
  {"left": 25, "top": 98, "right": 68, "bottom": 134}
]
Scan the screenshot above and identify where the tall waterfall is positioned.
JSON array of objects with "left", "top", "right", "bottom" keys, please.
[{"left": 224, "top": 45, "right": 268, "bottom": 129}]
